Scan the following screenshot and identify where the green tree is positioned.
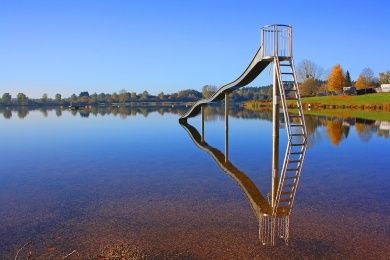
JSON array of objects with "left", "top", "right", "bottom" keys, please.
[
  {"left": 17, "top": 93, "right": 28, "bottom": 106},
  {"left": 1, "top": 93, "right": 12, "bottom": 105},
  {"left": 344, "top": 70, "right": 352, "bottom": 86},
  {"left": 79, "top": 91, "right": 90, "bottom": 103},
  {"left": 97, "top": 93, "right": 106, "bottom": 103},
  {"left": 141, "top": 90, "right": 149, "bottom": 100},
  {"left": 79, "top": 91, "right": 90, "bottom": 98},
  {"left": 158, "top": 92, "right": 165, "bottom": 100},
  {"left": 55, "top": 93, "right": 62, "bottom": 104},
  {"left": 89, "top": 93, "right": 98, "bottom": 104},
  {"left": 70, "top": 94, "right": 78, "bottom": 103},
  {"left": 131, "top": 92, "right": 137, "bottom": 101},
  {"left": 41, "top": 93, "right": 48, "bottom": 104}
]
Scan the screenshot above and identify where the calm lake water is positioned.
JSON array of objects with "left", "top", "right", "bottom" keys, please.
[{"left": 0, "top": 106, "right": 389, "bottom": 259}]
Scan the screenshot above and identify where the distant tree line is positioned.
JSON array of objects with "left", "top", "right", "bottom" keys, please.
[
  {"left": 0, "top": 89, "right": 201, "bottom": 107},
  {"left": 0, "top": 85, "right": 274, "bottom": 107}
]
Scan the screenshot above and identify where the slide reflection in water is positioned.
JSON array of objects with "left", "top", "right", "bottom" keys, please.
[{"left": 180, "top": 119, "right": 307, "bottom": 246}]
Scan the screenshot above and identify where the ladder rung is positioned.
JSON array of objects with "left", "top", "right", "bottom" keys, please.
[
  {"left": 290, "top": 152, "right": 303, "bottom": 155},
  {"left": 281, "top": 72, "right": 293, "bottom": 75},
  {"left": 291, "top": 143, "right": 305, "bottom": 146},
  {"left": 283, "top": 81, "right": 295, "bottom": 84},
  {"left": 289, "top": 160, "right": 302, "bottom": 163},
  {"left": 286, "top": 168, "right": 299, "bottom": 171},
  {"left": 291, "top": 134, "right": 305, "bottom": 136},
  {"left": 286, "top": 176, "right": 298, "bottom": 180},
  {"left": 280, "top": 199, "right": 291, "bottom": 203},
  {"left": 281, "top": 191, "right": 293, "bottom": 195},
  {"left": 280, "top": 64, "right": 291, "bottom": 66},
  {"left": 290, "top": 124, "right": 304, "bottom": 127},
  {"left": 285, "top": 89, "right": 297, "bottom": 91}
]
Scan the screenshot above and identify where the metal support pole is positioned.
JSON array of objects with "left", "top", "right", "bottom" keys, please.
[
  {"left": 272, "top": 59, "right": 280, "bottom": 209},
  {"left": 201, "top": 105, "right": 205, "bottom": 143},
  {"left": 225, "top": 92, "right": 229, "bottom": 162}
]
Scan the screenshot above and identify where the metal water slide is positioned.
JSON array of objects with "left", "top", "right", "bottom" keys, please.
[{"left": 179, "top": 24, "right": 292, "bottom": 121}]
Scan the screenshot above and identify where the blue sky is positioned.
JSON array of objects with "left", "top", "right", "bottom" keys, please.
[{"left": 0, "top": 0, "right": 389, "bottom": 97}]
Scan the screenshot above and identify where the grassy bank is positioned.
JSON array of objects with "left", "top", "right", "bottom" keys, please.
[
  {"left": 296, "top": 93, "right": 390, "bottom": 109},
  {"left": 244, "top": 93, "right": 390, "bottom": 121},
  {"left": 245, "top": 93, "right": 390, "bottom": 111},
  {"left": 294, "top": 109, "right": 390, "bottom": 121}
]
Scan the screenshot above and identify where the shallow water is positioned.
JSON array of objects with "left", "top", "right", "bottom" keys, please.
[{"left": 0, "top": 106, "right": 389, "bottom": 259}]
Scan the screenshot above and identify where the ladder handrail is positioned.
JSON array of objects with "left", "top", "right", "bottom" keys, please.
[{"left": 272, "top": 56, "right": 307, "bottom": 216}]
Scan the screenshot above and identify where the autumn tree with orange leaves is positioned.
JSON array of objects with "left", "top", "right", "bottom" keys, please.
[
  {"left": 326, "top": 64, "right": 344, "bottom": 93},
  {"left": 355, "top": 75, "right": 367, "bottom": 89},
  {"left": 355, "top": 67, "right": 376, "bottom": 89}
]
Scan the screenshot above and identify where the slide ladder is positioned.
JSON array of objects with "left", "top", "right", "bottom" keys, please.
[{"left": 273, "top": 56, "right": 307, "bottom": 216}]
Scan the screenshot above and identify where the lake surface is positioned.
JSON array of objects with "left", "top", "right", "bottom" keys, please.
[{"left": 0, "top": 106, "right": 389, "bottom": 259}]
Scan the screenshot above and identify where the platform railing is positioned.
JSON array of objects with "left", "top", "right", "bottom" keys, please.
[{"left": 261, "top": 24, "right": 292, "bottom": 58}]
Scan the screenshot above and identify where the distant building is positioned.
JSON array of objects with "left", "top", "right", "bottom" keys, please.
[
  {"left": 342, "top": 86, "right": 356, "bottom": 95},
  {"left": 380, "top": 84, "right": 390, "bottom": 93}
]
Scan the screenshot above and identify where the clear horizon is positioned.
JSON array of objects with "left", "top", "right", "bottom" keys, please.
[{"left": 1, "top": 0, "right": 389, "bottom": 98}]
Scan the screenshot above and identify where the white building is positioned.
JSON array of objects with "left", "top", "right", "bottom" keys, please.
[{"left": 380, "top": 84, "right": 390, "bottom": 92}]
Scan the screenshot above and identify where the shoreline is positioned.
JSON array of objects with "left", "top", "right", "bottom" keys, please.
[{"left": 244, "top": 93, "right": 390, "bottom": 112}]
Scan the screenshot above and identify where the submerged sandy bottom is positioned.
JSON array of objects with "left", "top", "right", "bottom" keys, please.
[{"left": 2, "top": 194, "right": 389, "bottom": 259}]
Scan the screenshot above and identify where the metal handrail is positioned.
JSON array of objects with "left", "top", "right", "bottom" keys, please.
[{"left": 261, "top": 25, "right": 292, "bottom": 58}]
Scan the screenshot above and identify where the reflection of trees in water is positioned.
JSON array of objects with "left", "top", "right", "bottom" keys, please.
[
  {"left": 377, "top": 128, "right": 389, "bottom": 139},
  {"left": 355, "top": 119, "right": 376, "bottom": 142},
  {"left": 308, "top": 116, "right": 389, "bottom": 144},
  {"left": 202, "top": 105, "right": 273, "bottom": 121},
  {"left": 2, "top": 109, "right": 12, "bottom": 119},
  {"left": 304, "top": 115, "right": 323, "bottom": 147},
  {"left": 55, "top": 108, "right": 62, "bottom": 117},
  {"left": 40, "top": 108, "right": 48, "bottom": 117},
  {"left": 326, "top": 119, "right": 343, "bottom": 145},
  {"left": 71, "top": 110, "right": 77, "bottom": 116},
  {"left": 1, "top": 106, "right": 389, "bottom": 143},
  {"left": 79, "top": 110, "right": 90, "bottom": 118},
  {"left": 17, "top": 107, "right": 29, "bottom": 118}
]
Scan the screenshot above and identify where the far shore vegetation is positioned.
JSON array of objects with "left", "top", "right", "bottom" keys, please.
[
  {"left": 2, "top": 60, "right": 390, "bottom": 111},
  {"left": 0, "top": 85, "right": 273, "bottom": 108}
]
